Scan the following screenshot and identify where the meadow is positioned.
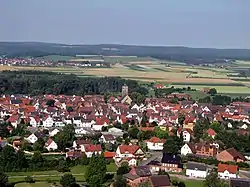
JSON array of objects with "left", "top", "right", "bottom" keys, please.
[
  {"left": 8, "top": 163, "right": 117, "bottom": 186},
  {"left": 1, "top": 56, "right": 250, "bottom": 95}
]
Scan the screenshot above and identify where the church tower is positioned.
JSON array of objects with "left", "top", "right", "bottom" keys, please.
[{"left": 122, "top": 84, "right": 128, "bottom": 97}]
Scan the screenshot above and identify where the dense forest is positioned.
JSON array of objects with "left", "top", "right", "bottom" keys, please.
[
  {"left": 0, "top": 71, "right": 148, "bottom": 96},
  {"left": 1, "top": 42, "right": 250, "bottom": 63}
]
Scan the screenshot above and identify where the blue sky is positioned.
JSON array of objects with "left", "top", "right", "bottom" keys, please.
[{"left": 0, "top": 0, "right": 249, "bottom": 48}]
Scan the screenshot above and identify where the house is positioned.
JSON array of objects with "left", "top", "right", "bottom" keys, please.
[
  {"left": 216, "top": 148, "right": 247, "bottom": 163},
  {"left": 66, "top": 150, "right": 83, "bottom": 160},
  {"left": 207, "top": 128, "right": 217, "bottom": 139},
  {"left": 104, "top": 152, "right": 116, "bottom": 160},
  {"left": 72, "top": 139, "right": 91, "bottom": 152},
  {"left": 120, "top": 157, "right": 137, "bottom": 167},
  {"left": 92, "top": 117, "right": 109, "bottom": 131},
  {"left": 29, "top": 116, "right": 40, "bottom": 127},
  {"left": 100, "top": 134, "right": 116, "bottom": 144},
  {"left": 181, "top": 143, "right": 195, "bottom": 156},
  {"left": 218, "top": 163, "right": 238, "bottom": 179},
  {"left": 186, "top": 162, "right": 208, "bottom": 178},
  {"left": 75, "top": 127, "right": 95, "bottom": 137},
  {"left": 145, "top": 137, "right": 166, "bottom": 151},
  {"left": 72, "top": 117, "right": 82, "bottom": 127},
  {"left": 195, "top": 143, "right": 218, "bottom": 157},
  {"left": 82, "top": 144, "right": 102, "bottom": 157},
  {"left": 45, "top": 138, "right": 58, "bottom": 151},
  {"left": 108, "top": 127, "right": 124, "bottom": 137},
  {"left": 121, "top": 95, "right": 133, "bottom": 105},
  {"left": 115, "top": 145, "right": 144, "bottom": 161},
  {"left": 123, "top": 166, "right": 151, "bottom": 187},
  {"left": 8, "top": 115, "right": 19, "bottom": 128},
  {"left": 43, "top": 116, "right": 54, "bottom": 127},
  {"left": 148, "top": 153, "right": 183, "bottom": 173},
  {"left": 230, "top": 178, "right": 250, "bottom": 187},
  {"left": 177, "top": 128, "right": 192, "bottom": 142},
  {"left": 49, "top": 128, "right": 61, "bottom": 137},
  {"left": 25, "top": 133, "right": 38, "bottom": 144},
  {"left": 149, "top": 175, "right": 171, "bottom": 187}
]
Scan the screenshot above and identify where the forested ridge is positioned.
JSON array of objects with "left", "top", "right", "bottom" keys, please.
[
  {"left": 1, "top": 42, "right": 250, "bottom": 62},
  {"left": 0, "top": 71, "right": 147, "bottom": 96}
]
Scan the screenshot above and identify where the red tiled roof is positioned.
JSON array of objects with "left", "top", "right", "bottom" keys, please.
[
  {"left": 95, "top": 117, "right": 109, "bottom": 125},
  {"left": 218, "top": 163, "right": 238, "bottom": 174},
  {"left": 119, "top": 145, "right": 140, "bottom": 154},
  {"left": 8, "top": 115, "right": 19, "bottom": 122},
  {"left": 207, "top": 128, "right": 217, "bottom": 136},
  {"left": 146, "top": 137, "right": 166, "bottom": 143},
  {"left": 140, "top": 127, "right": 155, "bottom": 132},
  {"left": 84, "top": 144, "right": 102, "bottom": 152},
  {"left": 46, "top": 138, "right": 54, "bottom": 146},
  {"left": 104, "top": 152, "right": 116, "bottom": 158}
]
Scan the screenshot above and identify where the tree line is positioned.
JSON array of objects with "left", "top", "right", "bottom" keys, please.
[{"left": 0, "top": 71, "right": 148, "bottom": 96}]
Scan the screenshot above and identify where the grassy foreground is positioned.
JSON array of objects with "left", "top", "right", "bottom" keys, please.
[{"left": 8, "top": 163, "right": 117, "bottom": 184}]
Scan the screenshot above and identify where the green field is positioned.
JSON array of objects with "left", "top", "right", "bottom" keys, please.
[
  {"left": 171, "top": 177, "right": 203, "bottom": 187},
  {"left": 15, "top": 182, "right": 51, "bottom": 187},
  {"left": 8, "top": 163, "right": 117, "bottom": 184},
  {"left": 184, "top": 179, "right": 203, "bottom": 187},
  {"left": 2, "top": 57, "right": 250, "bottom": 96}
]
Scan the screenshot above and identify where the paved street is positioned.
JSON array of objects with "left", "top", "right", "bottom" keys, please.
[{"left": 139, "top": 151, "right": 162, "bottom": 166}]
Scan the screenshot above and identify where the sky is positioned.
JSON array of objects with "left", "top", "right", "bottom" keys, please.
[{"left": 0, "top": 0, "right": 250, "bottom": 48}]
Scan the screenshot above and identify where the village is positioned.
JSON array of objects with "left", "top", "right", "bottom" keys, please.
[{"left": 0, "top": 84, "right": 250, "bottom": 187}]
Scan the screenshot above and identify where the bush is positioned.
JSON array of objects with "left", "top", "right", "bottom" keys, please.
[{"left": 25, "top": 176, "right": 35, "bottom": 183}]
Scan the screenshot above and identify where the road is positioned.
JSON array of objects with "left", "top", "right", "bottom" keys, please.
[
  {"left": 239, "top": 170, "right": 250, "bottom": 178},
  {"left": 139, "top": 151, "right": 162, "bottom": 166}
]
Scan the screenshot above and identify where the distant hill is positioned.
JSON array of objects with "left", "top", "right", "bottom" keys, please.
[{"left": 1, "top": 42, "right": 250, "bottom": 64}]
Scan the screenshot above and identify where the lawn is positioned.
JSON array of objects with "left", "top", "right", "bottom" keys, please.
[
  {"left": 184, "top": 179, "right": 203, "bottom": 187},
  {"left": 8, "top": 163, "right": 117, "bottom": 183},
  {"left": 171, "top": 177, "right": 203, "bottom": 187},
  {"left": 15, "top": 182, "right": 51, "bottom": 187}
]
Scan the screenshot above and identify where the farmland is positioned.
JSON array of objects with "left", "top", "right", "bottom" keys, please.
[{"left": 1, "top": 56, "right": 250, "bottom": 95}]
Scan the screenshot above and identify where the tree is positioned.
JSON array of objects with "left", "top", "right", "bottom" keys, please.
[
  {"left": 178, "top": 182, "right": 186, "bottom": 187},
  {"left": 14, "top": 150, "right": 28, "bottom": 170},
  {"left": 0, "top": 146, "right": 16, "bottom": 171},
  {"left": 46, "top": 99, "right": 55, "bottom": 107},
  {"left": 117, "top": 162, "right": 130, "bottom": 175},
  {"left": 155, "top": 127, "right": 168, "bottom": 139},
  {"left": 128, "top": 127, "right": 139, "bottom": 139},
  {"left": 67, "top": 106, "right": 73, "bottom": 113},
  {"left": 31, "top": 151, "right": 44, "bottom": 169},
  {"left": 0, "top": 123, "right": 10, "bottom": 138},
  {"left": 85, "top": 154, "right": 107, "bottom": 185},
  {"left": 0, "top": 172, "right": 8, "bottom": 186},
  {"left": 113, "top": 175, "right": 127, "bottom": 187},
  {"left": 163, "top": 135, "right": 182, "bottom": 154},
  {"left": 203, "top": 169, "right": 229, "bottom": 187},
  {"left": 57, "top": 160, "right": 70, "bottom": 172},
  {"left": 25, "top": 176, "right": 35, "bottom": 183},
  {"left": 33, "top": 137, "right": 45, "bottom": 152},
  {"left": 178, "top": 114, "right": 185, "bottom": 126},
  {"left": 55, "top": 124, "right": 75, "bottom": 151},
  {"left": 88, "top": 175, "right": 101, "bottom": 187},
  {"left": 80, "top": 153, "right": 89, "bottom": 165},
  {"left": 60, "top": 174, "right": 76, "bottom": 187},
  {"left": 208, "top": 88, "right": 217, "bottom": 95},
  {"left": 212, "top": 95, "right": 231, "bottom": 106},
  {"left": 193, "top": 121, "right": 204, "bottom": 142}
]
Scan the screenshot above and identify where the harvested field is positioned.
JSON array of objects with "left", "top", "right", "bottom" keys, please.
[{"left": 1, "top": 59, "right": 249, "bottom": 95}]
